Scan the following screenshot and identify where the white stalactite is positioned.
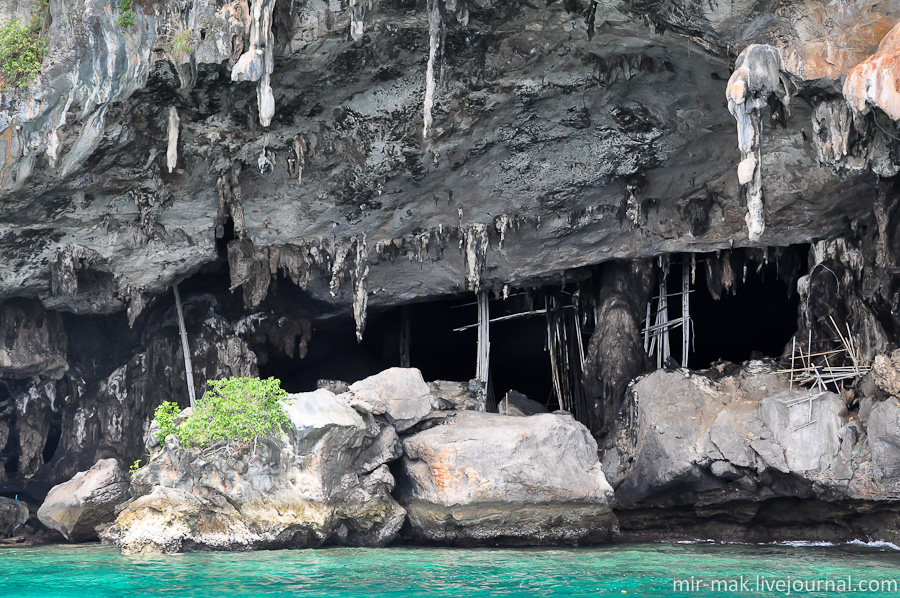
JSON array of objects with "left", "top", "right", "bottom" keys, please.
[
  {"left": 464, "top": 223, "right": 488, "bottom": 292},
  {"left": 725, "top": 44, "right": 792, "bottom": 242},
  {"left": 231, "top": 0, "right": 276, "bottom": 127},
  {"left": 166, "top": 106, "right": 180, "bottom": 173},
  {"left": 423, "top": 0, "right": 442, "bottom": 139},
  {"left": 352, "top": 234, "right": 369, "bottom": 342}
]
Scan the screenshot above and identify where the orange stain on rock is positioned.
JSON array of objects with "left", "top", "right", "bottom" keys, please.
[{"left": 845, "top": 20, "right": 900, "bottom": 120}]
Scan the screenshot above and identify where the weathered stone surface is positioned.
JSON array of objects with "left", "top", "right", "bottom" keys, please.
[
  {"left": 602, "top": 366, "right": 900, "bottom": 542},
  {"left": 397, "top": 411, "right": 617, "bottom": 545},
  {"left": 37, "top": 458, "right": 129, "bottom": 542},
  {"left": 845, "top": 21, "right": 900, "bottom": 121},
  {"left": 496, "top": 390, "right": 548, "bottom": 416},
  {"left": 759, "top": 390, "right": 846, "bottom": 473},
  {"left": 0, "top": 497, "right": 29, "bottom": 539},
  {"left": 0, "top": 299, "right": 67, "bottom": 380},
  {"left": 347, "top": 368, "right": 439, "bottom": 431},
  {"left": 868, "top": 397, "right": 900, "bottom": 491},
  {"left": 106, "top": 389, "right": 405, "bottom": 553},
  {"left": 872, "top": 349, "right": 900, "bottom": 397},
  {"left": 428, "top": 380, "right": 484, "bottom": 412}
]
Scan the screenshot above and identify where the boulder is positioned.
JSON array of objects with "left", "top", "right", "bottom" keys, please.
[
  {"left": 37, "top": 458, "right": 130, "bottom": 542},
  {"left": 347, "top": 367, "right": 439, "bottom": 431},
  {"left": 428, "top": 380, "right": 485, "bottom": 412},
  {"left": 397, "top": 411, "right": 617, "bottom": 545},
  {"left": 601, "top": 369, "right": 853, "bottom": 507},
  {"left": 759, "top": 390, "right": 846, "bottom": 472},
  {"left": 497, "top": 390, "right": 548, "bottom": 416},
  {"left": 106, "top": 389, "right": 405, "bottom": 554},
  {"left": 868, "top": 397, "right": 900, "bottom": 489},
  {"left": 0, "top": 497, "right": 28, "bottom": 538}
]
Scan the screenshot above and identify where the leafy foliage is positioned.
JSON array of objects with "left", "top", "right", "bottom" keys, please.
[
  {"left": 152, "top": 377, "right": 289, "bottom": 449},
  {"left": 170, "top": 28, "right": 194, "bottom": 60},
  {"left": 128, "top": 459, "right": 142, "bottom": 480},
  {"left": 154, "top": 401, "right": 181, "bottom": 443},
  {"left": 0, "top": 11, "right": 47, "bottom": 89},
  {"left": 117, "top": 0, "right": 135, "bottom": 27}
]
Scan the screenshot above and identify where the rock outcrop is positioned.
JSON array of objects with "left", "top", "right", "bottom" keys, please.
[
  {"left": 347, "top": 368, "right": 439, "bottom": 431},
  {"left": 37, "top": 458, "right": 129, "bottom": 542},
  {"left": 0, "top": 497, "right": 29, "bottom": 539},
  {"left": 497, "top": 390, "right": 548, "bottom": 416},
  {"left": 602, "top": 364, "right": 900, "bottom": 543},
  {"left": 397, "top": 411, "right": 617, "bottom": 545},
  {"left": 106, "top": 388, "right": 406, "bottom": 554}
]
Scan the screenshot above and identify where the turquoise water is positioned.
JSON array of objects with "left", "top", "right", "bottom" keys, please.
[{"left": 2, "top": 542, "right": 900, "bottom": 597}]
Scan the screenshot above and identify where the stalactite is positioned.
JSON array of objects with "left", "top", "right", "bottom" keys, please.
[
  {"left": 464, "top": 223, "right": 488, "bottom": 292},
  {"left": 330, "top": 240, "right": 348, "bottom": 298},
  {"left": 726, "top": 45, "right": 792, "bottom": 242},
  {"left": 423, "top": 0, "right": 444, "bottom": 139},
  {"left": 494, "top": 214, "right": 510, "bottom": 252},
  {"left": 289, "top": 136, "right": 307, "bottom": 183},
  {"left": 349, "top": 0, "right": 377, "bottom": 41},
  {"left": 127, "top": 289, "right": 147, "bottom": 327},
  {"left": 352, "top": 235, "right": 369, "bottom": 342},
  {"left": 231, "top": 0, "right": 276, "bottom": 127},
  {"left": 166, "top": 107, "right": 180, "bottom": 174}
]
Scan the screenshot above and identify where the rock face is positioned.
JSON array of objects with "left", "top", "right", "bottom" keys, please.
[
  {"left": 397, "top": 411, "right": 617, "bottom": 545},
  {"left": 106, "top": 389, "right": 406, "bottom": 554},
  {"left": 0, "top": 497, "right": 29, "bottom": 539},
  {"left": 602, "top": 365, "right": 900, "bottom": 543},
  {"left": 37, "top": 458, "right": 129, "bottom": 542},
  {"left": 428, "top": 380, "right": 485, "bottom": 412},
  {"left": 497, "top": 390, "right": 548, "bottom": 416},
  {"left": 347, "top": 368, "right": 439, "bottom": 431}
]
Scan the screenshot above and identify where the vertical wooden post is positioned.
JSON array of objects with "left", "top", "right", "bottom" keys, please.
[
  {"left": 173, "top": 283, "right": 196, "bottom": 409},
  {"left": 682, "top": 258, "right": 690, "bottom": 368},
  {"left": 476, "top": 291, "right": 490, "bottom": 402},
  {"left": 400, "top": 305, "right": 411, "bottom": 368}
]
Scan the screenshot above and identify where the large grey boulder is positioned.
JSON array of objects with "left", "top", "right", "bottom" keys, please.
[
  {"left": 868, "top": 397, "right": 900, "bottom": 489},
  {"left": 106, "top": 389, "right": 405, "bottom": 554},
  {"left": 347, "top": 368, "right": 439, "bottom": 431},
  {"left": 601, "top": 369, "right": 856, "bottom": 507},
  {"left": 759, "top": 390, "right": 846, "bottom": 472},
  {"left": 0, "top": 497, "right": 28, "bottom": 539},
  {"left": 397, "top": 411, "right": 617, "bottom": 545},
  {"left": 497, "top": 390, "right": 548, "bottom": 416},
  {"left": 38, "top": 458, "right": 130, "bottom": 542}
]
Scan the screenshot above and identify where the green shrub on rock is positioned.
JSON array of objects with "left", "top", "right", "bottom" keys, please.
[
  {"left": 0, "top": 18, "right": 46, "bottom": 88},
  {"left": 153, "top": 377, "right": 289, "bottom": 449}
]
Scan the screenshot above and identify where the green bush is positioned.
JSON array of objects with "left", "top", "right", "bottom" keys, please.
[
  {"left": 0, "top": 18, "right": 46, "bottom": 88},
  {"left": 117, "top": 0, "right": 135, "bottom": 27},
  {"left": 153, "top": 377, "right": 289, "bottom": 449},
  {"left": 154, "top": 400, "right": 181, "bottom": 443}
]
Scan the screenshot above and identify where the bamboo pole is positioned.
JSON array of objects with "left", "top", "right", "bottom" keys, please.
[{"left": 173, "top": 283, "right": 196, "bottom": 409}]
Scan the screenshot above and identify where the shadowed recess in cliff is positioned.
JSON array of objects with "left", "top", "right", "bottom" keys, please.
[
  {"left": 682, "top": 246, "right": 807, "bottom": 369},
  {"left": 262, "top": 294, "right": 554, "bottom": 405}
]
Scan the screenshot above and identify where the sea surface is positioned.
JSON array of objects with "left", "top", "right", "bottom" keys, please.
[{"left": 2, "top": 542, "right": 900, "bottom": 597}]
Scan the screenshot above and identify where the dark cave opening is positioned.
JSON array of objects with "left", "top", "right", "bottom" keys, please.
[
  {"left": 661, "top": 249, "right": 806, "bottom": 370},
  {"left": 41, "top": 420, "right": 61, "bottom": 464},
  {"left": 257, "top": 293, "right": 555, "bottom": 409}
]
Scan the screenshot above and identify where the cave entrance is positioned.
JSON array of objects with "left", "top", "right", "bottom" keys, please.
[
  {"left": 646, "top": 248, "right": 806, "bottom": 370},
  {"left": 265, "top": 293, "right": 556, "bottom": 411}
]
